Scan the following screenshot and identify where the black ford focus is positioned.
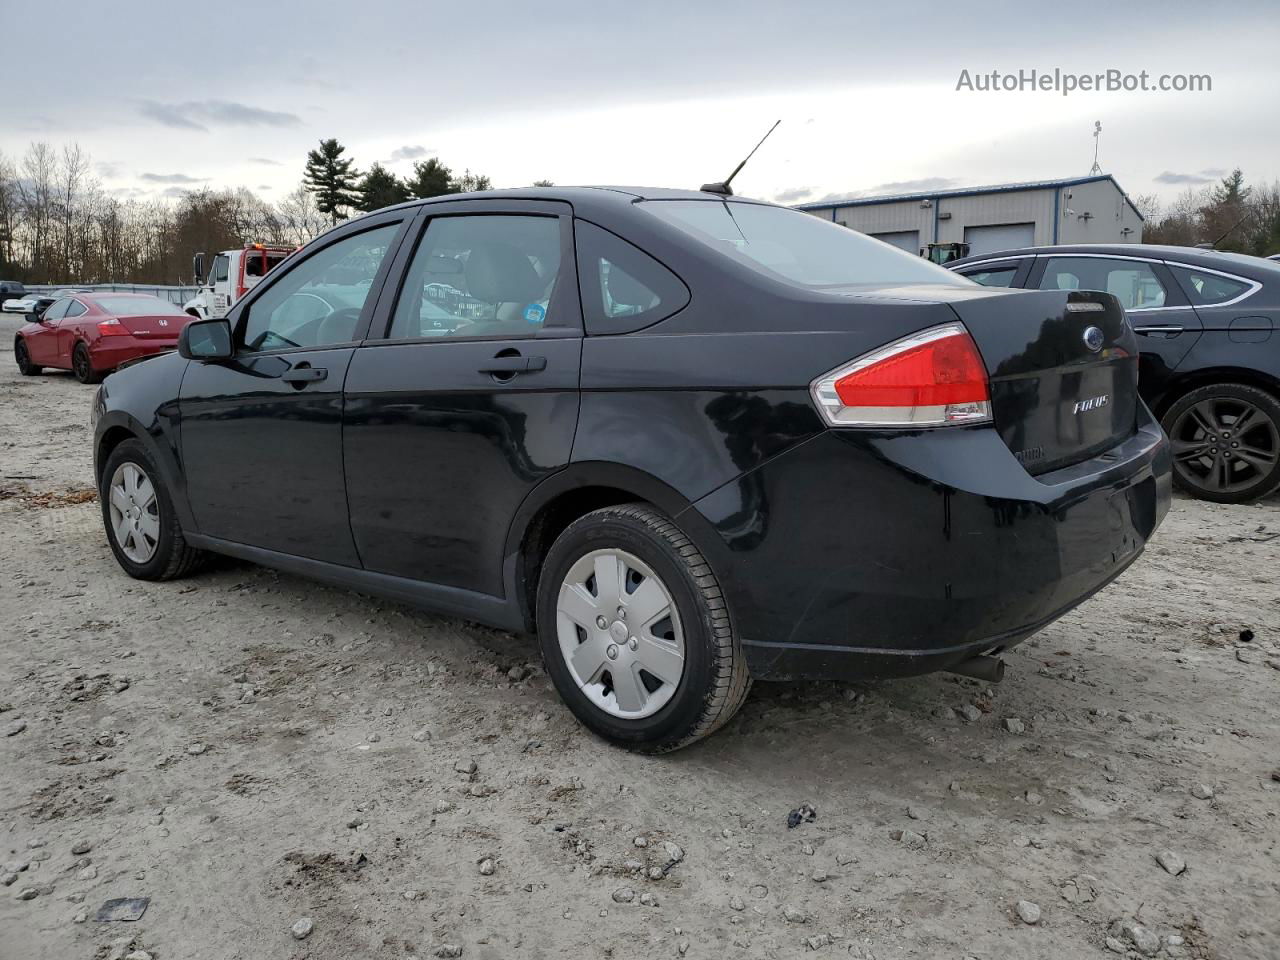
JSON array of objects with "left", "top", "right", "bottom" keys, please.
[{"left": 92, "top": 187, "right": 1171, "bottom": 751}]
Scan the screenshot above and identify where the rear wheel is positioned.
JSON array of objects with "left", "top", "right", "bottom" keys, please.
[
  {"left": 14, "top": 338, "right": 42, "bottom": 376},
  {"left": 73, "top": 343, "right": 104, "bottom": 384},
  {"left": 1161, "top": 383, "right": 1280, "bottom": 503},
  {"left": 536, "top": 504, "right": 750, "bottom": 753},
  {"left": 100, "top": 439, "right": 206, "bottom": 580}
]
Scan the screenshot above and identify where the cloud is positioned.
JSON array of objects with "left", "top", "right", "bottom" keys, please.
[
  {"left": 772, "top": 186, "right": 814, "bottom": 204},
  {"left": 258, "top": 184, "right": 273, "bottom": 190},
  {"left": 866, "top": 176, "right": 958, "bottom": 195},
  {"left": 249, "top": 157, "right": 283, "bottom": 166},
  {"left": 389, "top": 145, "right": 434, "bottom": 162},
  {"left": 1154, "top": 170, "right": 1215, "bottom": 185},
  {"left": 96, "top": 161, "right": 126, "bottom": 179},
  {"left": 140, "top": 173, "right": 208, "bottom": 184},
  {"left": 161, "top": 186, "right": 193, "bottom": 198},
  {"left": 1199, "top": 167, "right": 1227, "bottom": 177},
  {"left": 139, "top": 100, "right": 302, "bottom": 132}
]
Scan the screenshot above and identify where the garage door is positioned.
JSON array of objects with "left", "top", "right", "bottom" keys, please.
[
  {"left": 867, "top": 230, "right": 920, "bottom": 254},
  {"left": 963, "top": 223, "right": 1035, "bottom": 256}
]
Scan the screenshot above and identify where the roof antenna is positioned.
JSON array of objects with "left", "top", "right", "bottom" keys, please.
[
  {"left": 1196, "top": 211, "right": 1251, "bottom": 249},
  {"left": 701, "top": 120, "right": 781, "bottom": 196}
]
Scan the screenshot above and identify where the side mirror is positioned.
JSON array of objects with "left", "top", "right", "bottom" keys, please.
[
  {"left": 193, "top": 252, "right": 206, "bottom": 285},
  {"left": 178, "top": 317, "right": 233, "bottom": 361}
]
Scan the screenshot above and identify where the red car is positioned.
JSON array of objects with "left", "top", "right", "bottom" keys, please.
[{"left": 13, "top": 292, "right": 193, "bottom": 383}]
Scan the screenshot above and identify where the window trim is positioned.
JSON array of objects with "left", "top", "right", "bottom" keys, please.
[
  {"left": 226, "top": 213, "right": 412, "bottom": 358},
  {"left": 960, "top": 252, "right": 1260, "bottom": 312},
  {"left": 1166, "top": 261, "right": 1263, "bottom": 308},
  {"left": 368, "top": 199, "right": 583, "bottom": 346},
  {"left": 63, "top": 298, "right": 89, "bottom": 319}
]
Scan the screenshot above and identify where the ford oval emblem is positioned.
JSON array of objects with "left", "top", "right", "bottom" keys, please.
[{"left": 1083, "top": 326, "right": 1104, "bottom": 352}]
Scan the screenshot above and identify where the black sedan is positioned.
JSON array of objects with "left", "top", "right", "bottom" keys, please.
[
  {"left": 950, "top": 244, "right": 1280, "bottom": 503},
  {"left": 91, "top": 188, "right": 1170, "bottom": 751}
]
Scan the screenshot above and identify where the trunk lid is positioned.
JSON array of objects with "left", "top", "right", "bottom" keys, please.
[
  {"left": 946, "top": 287, "right": 1138, "bottom": 474},
  {"left": 115, "top": 313, "right": 184, "bottom": 340}
]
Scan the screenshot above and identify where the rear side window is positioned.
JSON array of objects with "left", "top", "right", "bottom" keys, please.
[
  {"left": 245, "top": 251, "right": 289, "bottom": 277},
  {"left": 1168, "top": 265, "right": 1253, "bottom": 306},
  {"left": 64, "top": 300, "right": 88, "bottom": 318},
  {"left": 1039, "top": 257, "right": 1167, "bottom": 310},
  {"left": 961, "top": 266, "right": 1018, "bottom": 287},
  {"left": 575, "top": 220, "right": 689, "bottom": 334}
]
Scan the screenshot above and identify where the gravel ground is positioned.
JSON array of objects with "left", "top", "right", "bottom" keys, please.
[{"left": 2, "top": 313, "right": 1279, "bottom": 960}]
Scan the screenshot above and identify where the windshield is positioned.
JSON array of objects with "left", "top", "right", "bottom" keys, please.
[
  {"left": 641, "top": 200, "right": 969, "bottom": 288},
  {"left": 94, "top": 295, "right": 186, "bottom": 316}
]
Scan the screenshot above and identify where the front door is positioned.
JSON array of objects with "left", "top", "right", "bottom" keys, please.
[
  {"left": 1031, "top": 254, "right": 1201, "bottom": 386},
  {"left": 24, "top": 297, "right": 72, "bottom": 366},
  {"left": 178, "top": 215, "right": 411, "bottom": 565},
  {"left": 343, "top": 202, "right": 582, "bottom": 597}
]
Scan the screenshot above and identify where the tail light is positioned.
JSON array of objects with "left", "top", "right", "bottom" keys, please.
[
  {"left": 810, "top": 323, "right": 991, "bottom": 427},
  {"left": 97, "top": 318, "right": 129, "bottom": 337}
]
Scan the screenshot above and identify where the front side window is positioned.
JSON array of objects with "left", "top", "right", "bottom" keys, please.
[
  {"left": 212, "top": 255, "right": 229, "bottom": 284},
  {"left": 1039, "top": 257, "right": 1167, "bottom": 310},
  {"left": 42, "top": 298, "right": 72, "bottom": 322},
  {"left": 962, "top": 266, "right": 1018, "bottom": 287},
  {"left": 389, "top": 215, "right": 561, "bottom": 340},
  {"left": 575, "top": 220, "right": 689, "bottom": 334},
  {"left": 1168, "top": 265, "right": 1252, "bottom": 306},
  {"left": 641, "top": 200, "right": 965, "bottom": 288},
  {"left": 240, "top": 223, "right": 400, "bottom": 352}
]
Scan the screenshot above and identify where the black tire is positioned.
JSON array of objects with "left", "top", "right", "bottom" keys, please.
[
  {"left": 14, "top": 338, "right": 41, "bottom": 376},
  {"left": 73, "top": 342, "right": 104, "bottom": 384},
  {"left": 1160, "top": 382, "right": 1280, "bottom": 503},
  {"left": 536, "top": 503, "right": 751, "bottom": 753},
  {"left": 100, "top": 438, "right": 207, "bottom": 581}
]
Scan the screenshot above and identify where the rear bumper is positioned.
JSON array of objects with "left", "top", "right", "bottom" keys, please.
[
  {"left": 689, "top": 405, "right": 1171, "bottom": 682},
  {"left": 90, "top": 337, "right": 178, "bottom": 371}
]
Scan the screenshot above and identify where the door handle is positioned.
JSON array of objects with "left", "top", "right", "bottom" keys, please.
[
  {"left": 478, "top": 356, "right": 547, "bottom": 374},
  {"left": 1132, "top": 324, "right": 1183, "bottom": 336},
  {"left": 282, "top": 365, "right": 327, "bottom": 383}
]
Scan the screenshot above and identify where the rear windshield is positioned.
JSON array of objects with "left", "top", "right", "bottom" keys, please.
[
  {"left": 641, "top": 200, "right": 968, "bottom": 288},
  {"left": 94, "top": 295, "right": 186, "bottom": 316},
  {"left": 245, "top": 251, "right": 290, "bottom": 277}
]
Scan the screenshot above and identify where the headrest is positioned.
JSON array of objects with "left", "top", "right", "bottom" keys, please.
[{"left": 464, "top": 243, "right": 543, "bottom": 303}]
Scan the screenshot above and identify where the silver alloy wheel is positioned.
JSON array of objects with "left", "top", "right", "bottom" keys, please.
[
  {"left": 108, "top": 462, "right": 160, "bottom": 564},
  {"left": 555, "top": 548, "right": 686, "bottom": 720}
]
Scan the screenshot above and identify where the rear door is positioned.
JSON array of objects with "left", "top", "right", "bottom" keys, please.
[
  {"left": 179, "top": 212, "right": 412, "bottom": 565},
  {"left": 1030, "top": 254, "right": 1199, "bottom": 386},
  {"left": 343, "top": 200, "right": 582, "bottom": 597}
]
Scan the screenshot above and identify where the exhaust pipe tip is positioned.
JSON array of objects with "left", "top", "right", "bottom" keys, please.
[{"left": 947, "top": 654, "right": 1005, "bottom": 684}]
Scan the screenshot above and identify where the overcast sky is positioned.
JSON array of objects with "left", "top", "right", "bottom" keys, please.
[{"left": 3, "top": 0, "right": 1276, "bottom": 210}]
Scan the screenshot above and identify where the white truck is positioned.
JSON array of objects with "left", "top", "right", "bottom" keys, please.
[{"left": 184, "top": 243, "right": 295, "bottom": 320}]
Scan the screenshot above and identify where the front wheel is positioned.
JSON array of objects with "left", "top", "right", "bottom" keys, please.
[
  {"left": 1161, "top": 383, "right": 1280, "bottom": 503},
  {"left": 14, "top": 338, "right": 42, "bottom": 376},
  {"left": 73, "top": 343, "right": 104, "bottom": 384},
  {"left": 536, "top": 504, "right": 751, "bottom": 753},
  {"left": 100, "top": 439, "right": 206, "bottom": 580}
]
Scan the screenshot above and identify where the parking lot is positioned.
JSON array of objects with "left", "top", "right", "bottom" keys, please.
[{"left": 1, "top": 313, "right": 1278, "bottom": 960}]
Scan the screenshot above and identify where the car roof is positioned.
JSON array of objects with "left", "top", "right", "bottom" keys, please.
[
  {"left": 368, "top": 185, "right": 779, "bottom": 217},
  {"left": 949, "top": 243, "right": 1280, "bottom": 280}
]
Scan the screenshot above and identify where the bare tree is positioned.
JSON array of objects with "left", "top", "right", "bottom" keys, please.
[{"left": 276, "top": 183, "right": 328, "bottom": 246}]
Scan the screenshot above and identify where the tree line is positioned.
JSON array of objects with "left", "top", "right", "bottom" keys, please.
[
  {"left": 1134, "top": 169, "right": 1280, "bottom": 256},
  {"left": 0, "top": 143, "right": 329, "bottom": 285},
  {"left": 0, "top": 138, "right": 531, "bottom": 285}
]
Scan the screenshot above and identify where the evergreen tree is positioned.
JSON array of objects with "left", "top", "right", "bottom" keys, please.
[
  {"left": 357, "top": 163, "right": 410, "bottom": 212},
  {"left": 1209, "top": 168, "right": 1250, "bottom": 206},
  {"left": 532, "top": 179, "right": 555, "bottom": 187},
  {"left": 303, "top": 138, "right": 360, "bottom": 224},
  {"left": 405, "top": 158, "right": 455, "bottom": 199}
]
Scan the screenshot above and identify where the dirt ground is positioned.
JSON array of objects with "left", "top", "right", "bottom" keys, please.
[{"left": 2, "top": 312, "right": 1279, "bottom": 960}]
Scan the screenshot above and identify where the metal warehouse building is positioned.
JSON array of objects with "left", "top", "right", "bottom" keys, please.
[{"left": 796, "top": 174, "right": 1144, "bottom": 256}]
